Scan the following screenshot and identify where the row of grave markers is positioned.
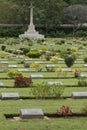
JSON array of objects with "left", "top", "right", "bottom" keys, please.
[{"left": 1, "top": 92, "right": 87, "bottom": 100}]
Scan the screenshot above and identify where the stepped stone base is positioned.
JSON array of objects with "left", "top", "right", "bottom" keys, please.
[{"left": 19, "top": 24, "right": 44, "bottom": 39}]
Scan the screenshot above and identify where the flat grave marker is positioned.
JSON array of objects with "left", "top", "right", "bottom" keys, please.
[
  {"left": 46, "top": 64, "right": 55, "bottom": 67},
  {"left": 8, "top": 65, "right": 17, "bottom": 68},
  {"left": 80, "top": 74, "right": 87, "bottom": 78},
  {"left": 34, "top": 61, "right": 43, "bottom": 64},
  {"left": 25, "top": 58, "right": 32, "bottom": 61},
  {"left": 16, "top": 55, "right": 24, "bottom": 58},
  {"left": 30, "top": 74, "right": 43, "bottom": 78},
  {"left": 20, "top": 108, "right": 44, "bottom": 119},
  {"left": 72, "top": 92, "right": 87, "bottom": 98},
  {"left": 61, "top": 68, "right": 72, "bottom": 72},
  {"left": 84, "top": 64, "right": 87, "bottom": 67},
  {"left": 1, "top": 92, "right": 20, "bottom": 100},
  {"left": 0, "top": 82, "right": 4, "bottom": 87},
  {"left": 17, "top": 68, "right": 29, "bottom": 72},
  {"left": 48, "top": 81, "right": 63, "bottom": 86},
  {"left": 0, "top": 61, "right": 8, "bottom": 72}
]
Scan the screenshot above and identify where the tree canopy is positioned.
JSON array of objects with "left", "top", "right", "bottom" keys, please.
[{"left": 0, "top": 0, "right": 87, "bottom": 27}]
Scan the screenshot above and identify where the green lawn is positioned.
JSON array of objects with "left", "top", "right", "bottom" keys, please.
[{"left": 0, "top": 38, "right": 87, "bottom": 130}]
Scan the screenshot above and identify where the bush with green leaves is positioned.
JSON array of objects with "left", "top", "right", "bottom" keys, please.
[
  {"left": 20, "top": 47, "right": 30, "bottom": 55},
  {"left": 84, "top": 57, "right": 87, "bottom": 63},
  {"left": 1, "top": 45, "right": 6, "bottom": 51},
  {"left": 26, "top": 51, "right": 42, "bottom": 58},
  {"left": 14, "top": 76, "right": 32, "bottom": 87},
  {"left": 78, "top": 78, "right": 87, "bottom": 87},
  {"left": 57, "top": 106, "right": 72, "bottom": 116},
  {"left": 7, "top": 70, "right": 23, "bottom": 78},
  {"left": 64, "top": 55, "right": 75, "bottom": 67},
  {"left": 82, "top": 104, "right": 87, "bottom": 114},
  {"left": 31, "top": 81, "right": 65, "bottom": 98}
]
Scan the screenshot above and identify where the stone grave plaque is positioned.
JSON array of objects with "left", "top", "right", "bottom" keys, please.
[
  {"left": 80, "top": 74, "right": 87, "bottom": 78},
  {"left": 1, "top": 92, "right": 20, "bottom": 100},
  {"left": 46, "top": 64, "right": 55, "bottom": 67},
  {"left": 17, "top": 68, "right": 29, "bottom": 72},
  {"left": 30, "top": 74, "right": 43, "bottom": 78},
  {"left": 16, "top": 55, "right": 24, "bottom": 58},
  {"left": 25, "top": 58, "right": 32, "bottom": 61},
  {"left": 59, "top": 58, "right": 64, "bottom": 61},
  {"left": 0, "top": 82, "right": 4, "bottom": 87},
  {"left": 8, "top": 65, "right": 17, "bottom": 68},
  {"left": 72, "top": 92, "right": 87, "bottom": 98},
  {"left": 61, "top": 68, "right": 71, "bottom": 72},
  {"left": 20, "top": 108, "right": 44, "bottom": 119},
  {"left": 48, "top": 81, "right": 63, "bottom": 86},
  {"left": 84, "top": 64, "right": 87, "bottom": 67},
  {"left": 34, "top": 61, "right": 43, "bottom": 64},
  {"left": 46, "top": 64, "right": 55, "bottom": 72},
  {"left": 0, "top": 61, "right": 8, "bottom": 72}
]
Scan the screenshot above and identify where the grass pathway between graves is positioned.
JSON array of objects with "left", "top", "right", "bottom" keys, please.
[{"left": 0, "top": 99, "right": 86, "bottom": 130}]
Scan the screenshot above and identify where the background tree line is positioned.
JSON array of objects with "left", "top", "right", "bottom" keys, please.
[{"left": 0, "top": 0, "right": 87, "bottom": 37}]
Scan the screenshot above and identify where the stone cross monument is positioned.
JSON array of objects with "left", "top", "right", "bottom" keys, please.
[
  {"left": 19, "top": 3, "right": 44, "bottom": 39},
  {"left": 29, "top": 3, "right": 34, "bottom": 25}
]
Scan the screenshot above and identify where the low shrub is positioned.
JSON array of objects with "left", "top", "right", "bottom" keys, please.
[
  {"left": 7, "top": 71, "right": 23, "bottom": 78},
  {"left": 17, "top": 60, "right": 25, "bottom": 64},
  {"left": 20, "top": 47, "right": 30, "bottom": 55},
  {"left": 72, "top": 69, "right": 81, "bottom": 78},
  {"left": 1, "top": 45, "right": 6, "bottom": 51},
  {"left": 26, "top": 51, "right": 41, "bottom": 58},
  {"left": 24, "top": 62, "right": 30, "bottom": 68},
  {"left": 0, "top": 51, "right": 6, "bottom": 58},
  {"left": 31, "top": 81, "right": 64, "bottom": 98},
  {"left": 84, "top": 57, "right": 87, "bottom": 63},
  {"left": 57, "top": 106, "right": 72, "bottom": 116},
  {"left": 64, "top": 55, "right": 75, "bottom": 67},
  {"left": 78, "top": 78, "right": 87, "bottom": 87},
  {"left": 14, "top": 76, "right": 33, "bottom": 87},
  {"left": 31, "top": 62, "right": 42, "bottom": 72},
  {"left": 82, "top": 104, "right": 87, "bottom": 114}
]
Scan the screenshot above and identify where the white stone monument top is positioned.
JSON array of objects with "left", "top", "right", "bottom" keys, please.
[{"left": 19, "top": 3, "right": 44, "bottom": 39}]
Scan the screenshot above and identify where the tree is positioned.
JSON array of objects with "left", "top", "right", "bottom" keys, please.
[
  {"left": 0, "top": 1, "right": 22, "bottom": 23},
  {"left": 64, "top": 55, "right": 75, "bottom": 68},
  {"left": 63, "top": 4, "right": 87, "bottom": 37}
]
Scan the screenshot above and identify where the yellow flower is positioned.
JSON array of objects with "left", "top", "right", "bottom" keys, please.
[
  {"left": 31, "top": 62, "right": 41, "bottom": 68},
  {"left": 50, "top": 56, "right": 59, "bottom": 63}
]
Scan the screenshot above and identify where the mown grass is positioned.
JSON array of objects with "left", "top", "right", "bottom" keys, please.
[
  {"left": 0, "top": 99, "right": 86, "bottom": 130},
  {"left": 0, "top": 38, "right": 87, "bottom": 130}
]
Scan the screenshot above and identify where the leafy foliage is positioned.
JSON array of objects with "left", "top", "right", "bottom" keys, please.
[
  {"left": 84, "top": 57, "right": 87, "bottom": 63},
  {"left": 7, "top": 70, "right": 23, "bottom": 78},
  {"left": 14, "top": 76, "right": 32, "bottom": 87},
  {"left": 64, "top": 55, "right": 75, "bottom": 67},
  {"left": 57, "top": 106, "right": 72, "bottom": 116},
  {"left": 26, "top": 51, "right": 42, "bottom": 58},
  {"left": 31, "top": 81, "right": 65, "bottom": 98}
]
